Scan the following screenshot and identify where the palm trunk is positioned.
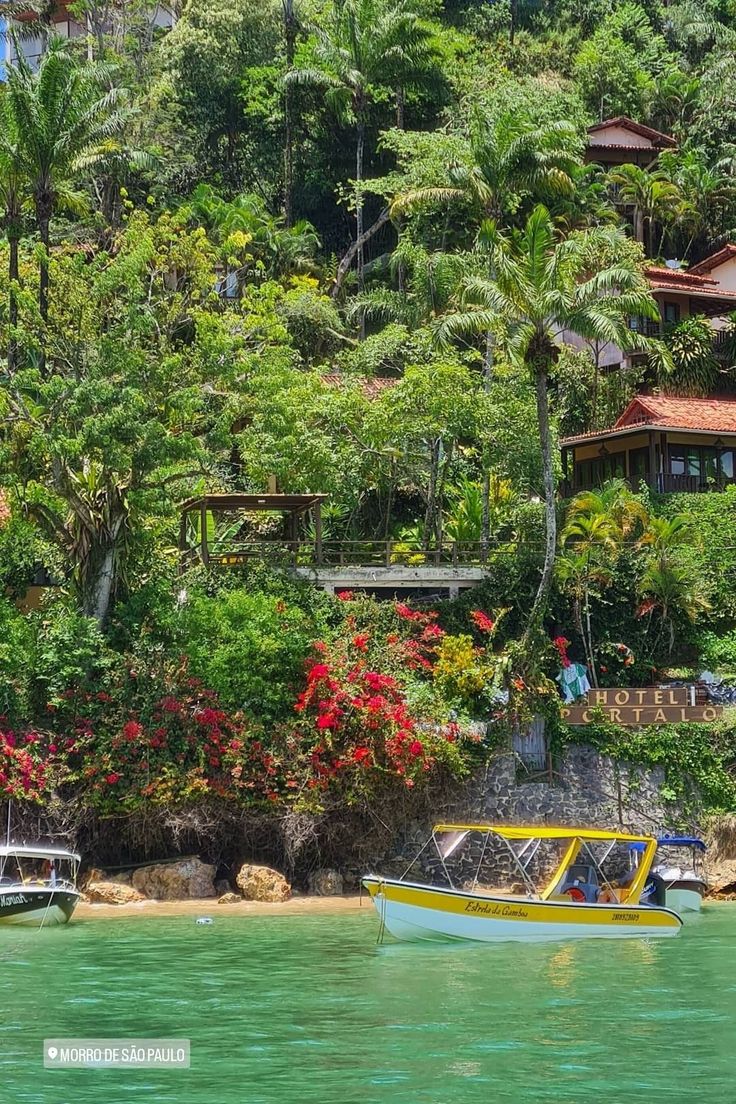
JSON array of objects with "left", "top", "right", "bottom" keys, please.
[
  {"left": 8, "top": 226, "right": 19, "bottom": 372},
  {"left": 36, "top": 190, "right": 52, "bottom": 373},
  {"left": 481, "top": 330, "right": 494, "bottom": 559},
  {"left": 356, "top": 102, "right": 366, "bottom": 339},
  {"left": 283, "top": 0, "right": 297, "bottom": 228},
  {"left": 524, "top": 366, "right": 557, "bottom": 644}
]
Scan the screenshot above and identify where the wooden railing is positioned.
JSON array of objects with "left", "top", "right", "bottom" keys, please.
[{"left": 182, "top": 539, "right": 524, "bottom": 570}]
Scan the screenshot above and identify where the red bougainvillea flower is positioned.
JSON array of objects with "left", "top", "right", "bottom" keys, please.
[
  {"left": 352, "top": 746, "right": 372, "bottom": 764},
  {"left": 470, "top": 610, "right": 495, "bottom": 633},
  {"left": 352, "top": 633, "right": 370, "bottom": 651},
  {"left": 122, "top": 720, "right": 143, "bottom": 741},
  {"left": 307, "top": 663, "right": 331, "bottom": 682},
  {"left": 553, "top": 636, "right": 572, "bottom": 668},
  {"left": 395, "top": 601, "right": 425, "bottom": 622},
  {"left": 409, "top": 739, "right": 424, "bottom": 757},
  {"left": 105, "top": 773, "right": 121, "bottom": 785},
  {"left": 336, "top": 590, "right": 354, "bottom": 601},
  {"left": 364, "top": 671, "right": 397, "bottom": 692}
]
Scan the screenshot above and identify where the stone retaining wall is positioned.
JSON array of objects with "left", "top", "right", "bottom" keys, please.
[{"left": 367, "top": 744, "right": 695, "bottom": 890}]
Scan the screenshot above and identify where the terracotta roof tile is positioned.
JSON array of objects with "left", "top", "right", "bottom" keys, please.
[
  {"left": 616, "top": 395, "right": 736, "bottom": 433},
  {"left": 690, "top": 244, "right": 736, "bottom": 276},
  {"left": 587, "top": 116, "right": 676, "bottom": 147}
]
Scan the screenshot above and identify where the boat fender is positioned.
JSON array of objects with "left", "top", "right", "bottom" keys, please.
[{"left": 196, "top": 917, "right": 214, "bottom": 925}]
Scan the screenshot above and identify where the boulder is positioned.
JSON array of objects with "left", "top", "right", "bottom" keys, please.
[
  {"left": 218, "top": 892, "right": 242, "bottom": 905},
  {"left": 308, "top": 869, "right": 344, "bottom": 896},
  {"left": 131, "top": 858, "right": 216, "bottom": 900},
  {"left": 86, "top": 880, "right": 147, "bottom": 905},
  {"left": 235, "top": 863, "right": 291, "bottom": 902}
]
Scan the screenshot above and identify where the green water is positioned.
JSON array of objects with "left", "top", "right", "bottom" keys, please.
[{"left": 1, "top": 904, "right": 735, "bottom": 1103}]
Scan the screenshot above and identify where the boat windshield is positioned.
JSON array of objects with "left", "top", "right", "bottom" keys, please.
[{"left": 0, "top": 851, "right": 79, "bottom": 890}]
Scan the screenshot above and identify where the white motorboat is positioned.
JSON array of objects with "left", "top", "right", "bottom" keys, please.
[
  {"left": 653, "top": 835, "right": 707, "bottom": 913},
  {"left": 0, "top": 844, "right": 81, "bottom": 926}
]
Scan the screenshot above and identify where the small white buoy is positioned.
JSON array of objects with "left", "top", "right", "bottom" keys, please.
[{"left": 196, "top": 917, "right": 214, "bottom": 925}]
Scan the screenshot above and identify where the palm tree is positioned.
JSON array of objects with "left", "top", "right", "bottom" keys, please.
[
  {"left": 560, "top": 480, "right": 648, "bottom": 681},
  {"left": 5, "top": 38, "right": 124, "bottom": 325},
  {"left": 436, "top": 207, "right": 658, "bottom": 644},
  {"left": 282, "top": 0, "right": 300, "bottom": 227},
  {"left": 288, "top": 0, "right": 436, "bottom": 303},
  {"left": 607, "top": 164, "right": 682, "bottom": 258},
  {"left": 393, "top": 111, "right": 578, "bottom": 227},
  {"left": 0, "top": 90, "right": 27, "bottom": 371}
]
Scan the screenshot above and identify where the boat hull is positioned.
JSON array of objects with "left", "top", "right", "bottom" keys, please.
[
  {"left": 0, "top": 887, "right": 80, "bottom": 926},
  {"left": 663, "top": 881, "right": 706, "bottom": 914},
  {"left": 363, "top": 877, "right": 682, "bottom": 943}
]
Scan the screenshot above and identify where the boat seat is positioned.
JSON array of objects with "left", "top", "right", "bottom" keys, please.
[{"left": 560, "top": 880, "right": 599, "bottom": 903}]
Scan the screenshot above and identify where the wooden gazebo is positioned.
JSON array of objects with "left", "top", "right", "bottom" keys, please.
[{"left": 179, "top": 493, "right": 328, "bottom": 569}]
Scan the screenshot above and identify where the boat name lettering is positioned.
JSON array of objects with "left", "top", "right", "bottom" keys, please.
[
  {"left": 611, "top": 912, "right": 640, "bottom": 922},
  {"left": 464, "top": 901, "right": 529, "bottom": 918},
  {"left": 0, "top": 893, "right": 27, "bottom": 907}
]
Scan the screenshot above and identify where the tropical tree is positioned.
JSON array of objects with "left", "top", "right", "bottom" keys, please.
[
  {"left": 288, "top": 0, "right": 438, "bottom": 302},
  {"left": 436, "top": 208, "right": 658, "bottom": 644},
  {"left": 607, "top": 164, "right": 682, "bottom": 258},
  {"left": 0, "top": 90, "right": 27, "bottom": 371},
  {"left": 559, "top": 480, "right": 648, "bottom": 682},
  {"left": 5, "top": 39, "right": 124, "bottom": 325},
  {"left": 393, "top": 111, "right": 579, "bottom": 228}
]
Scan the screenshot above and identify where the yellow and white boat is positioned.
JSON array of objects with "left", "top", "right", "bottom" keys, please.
[{"left": 363, "top": 824, "right": 682, "bottom": 943}]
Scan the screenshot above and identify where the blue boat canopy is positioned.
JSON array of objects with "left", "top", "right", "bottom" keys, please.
[{"left": 657, "top": 835, "right": 706, "bottom": 852}]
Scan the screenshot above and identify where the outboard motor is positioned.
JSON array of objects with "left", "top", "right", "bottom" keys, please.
[{"left": 640, "top": 871, "right": 666, "bottom": 907}]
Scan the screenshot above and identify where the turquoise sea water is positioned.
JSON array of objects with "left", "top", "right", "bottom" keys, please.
[{"left": 1, "top": 903, "right": 736, "bottom": 1103}]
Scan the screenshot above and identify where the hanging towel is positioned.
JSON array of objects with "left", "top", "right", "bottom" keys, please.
[{"left": 557, "top": 662, "right": 591, "bottom": 704}]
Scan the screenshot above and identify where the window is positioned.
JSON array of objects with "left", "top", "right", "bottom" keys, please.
[
  {"left": 667, "top": 445, "right": 735, "bottom": 484},
  {"left": 663, "top": 301, "right": 681, "bottom": 325}
]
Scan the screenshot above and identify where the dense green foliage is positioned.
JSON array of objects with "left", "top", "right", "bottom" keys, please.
[{"left": 2, "top": 1, "right": 736, "bottom": 823}]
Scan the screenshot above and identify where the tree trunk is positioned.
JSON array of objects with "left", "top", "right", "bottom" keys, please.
[
  {"left": 423, "top": 438, "right": 441, "bottom": 551},
  {"left": 524, "top": 366, "right": 557, "bottom": 643},
  {"left": 83, "top": 541, "right": 118, "bottom": 625},
  {"left": 356, "top": 107, "right": 366, "bottom": 339},
  {"left": 283, "top": 0, "right": 297, "bottom": 227},
  {"left": 8, "top": 227, "right": 19, "bottom": 372},
  {"left": 331, "top": 207, "right": 390, "bottom": 299},
  {"left": 510, "top": 0, "right": 518, "bottom": 43},
  {"left": 37, "top": 197, "right": 52, "bottom": 325},
  {"left": 481, "top": 330, "right": 494, "bottom": 558}
]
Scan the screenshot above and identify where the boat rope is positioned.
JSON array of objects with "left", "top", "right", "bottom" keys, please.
[
  {"left": 38, "top": 888, "right": 55, "bottom": 932},
  {"left": 376, "top": 881, "right": 387, "bottom": 945},
  {"left": 471, "top": 831, "right": 490, "bottom": 891}
]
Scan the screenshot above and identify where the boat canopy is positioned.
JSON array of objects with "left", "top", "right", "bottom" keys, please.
[
  {"left": 0, "top": 845, "right": 81, "bottom": 862},
  {"left": 657, "top": 835, "right": 706, "bottom": 852},
  {"left": 433, "top": 824, "right": 655, "bottom": 845}
]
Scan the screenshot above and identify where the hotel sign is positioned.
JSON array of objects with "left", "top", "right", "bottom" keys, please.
[{"left": 562, "top": 687, "right": 722, "bottom": 726}]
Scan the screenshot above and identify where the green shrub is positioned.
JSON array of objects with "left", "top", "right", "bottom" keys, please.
[{"left": 180, "top": 590, "right": 318, "bottom": 721}]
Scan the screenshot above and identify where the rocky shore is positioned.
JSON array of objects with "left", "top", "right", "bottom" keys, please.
[{"left": 83, "top": 858, "right": 346, "bottom": 909}]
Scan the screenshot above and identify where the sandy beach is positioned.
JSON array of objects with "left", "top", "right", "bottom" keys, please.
[{"left": 76, "top": 894, "right": 369, "bottom": 921}]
